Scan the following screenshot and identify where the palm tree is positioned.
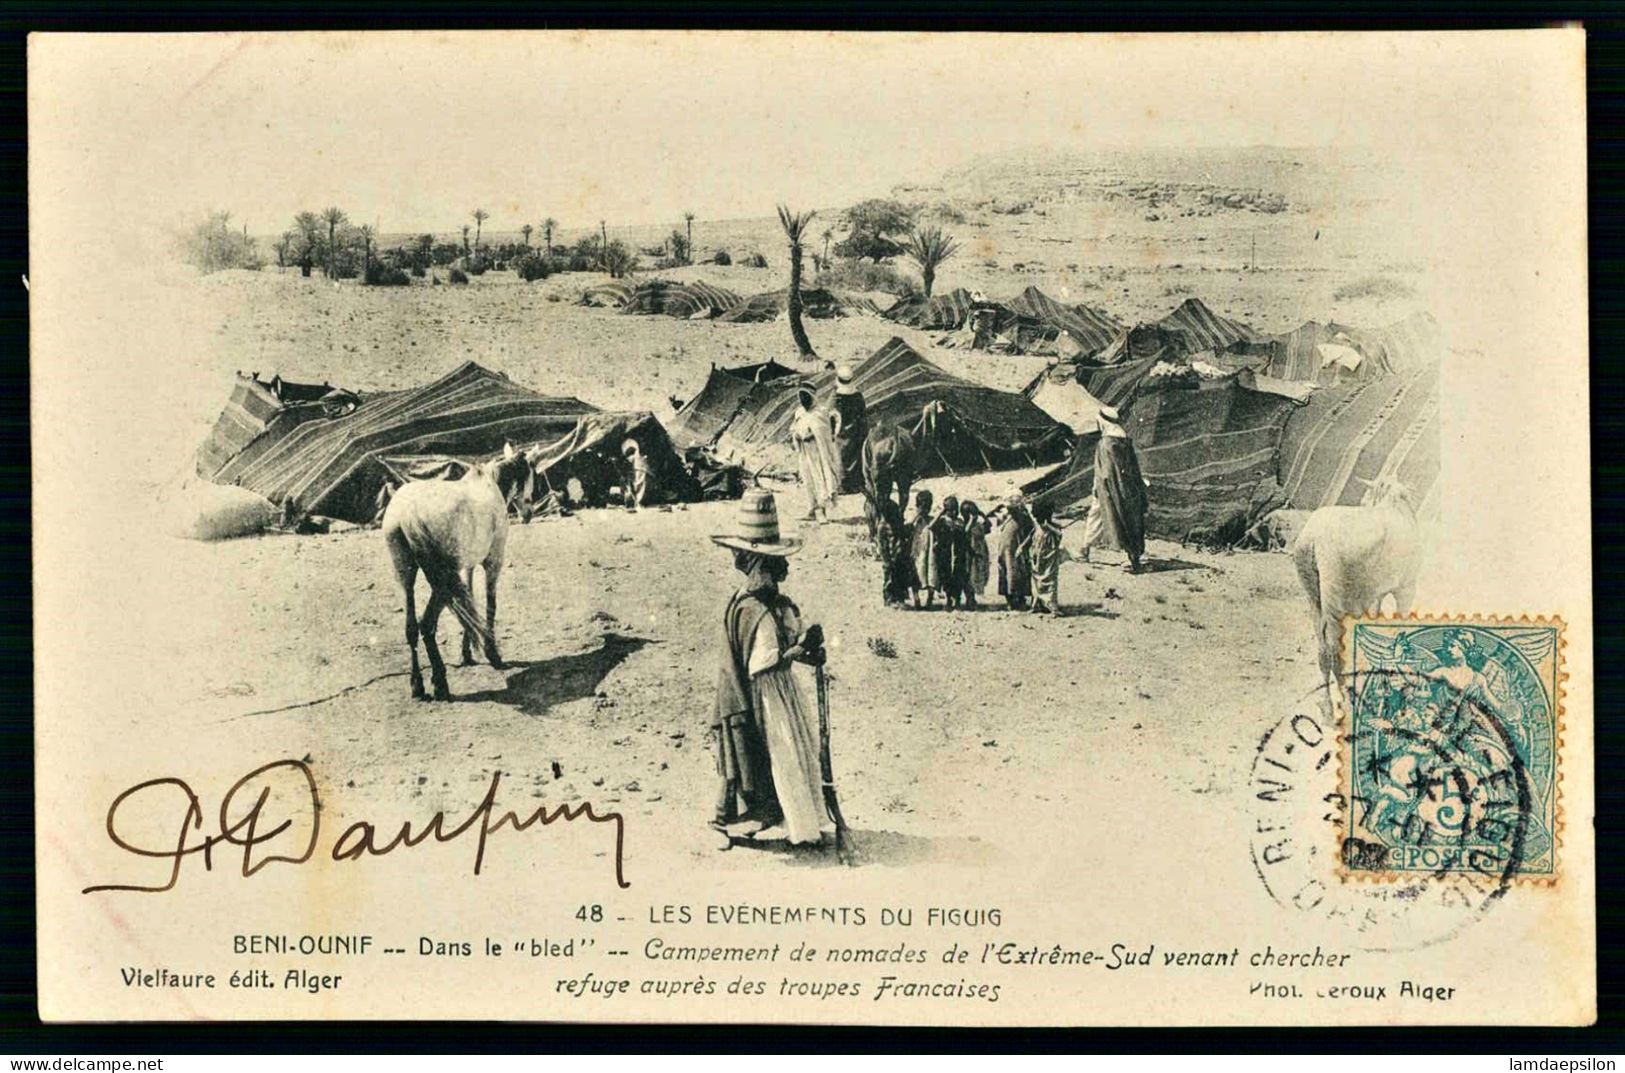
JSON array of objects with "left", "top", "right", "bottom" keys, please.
[
  {"left": 599, "top": 220, "right": 608, "bottom": 269},
  {"left": 357, "top": 224, "right": 375, "bottom": 278},
  {"left": 461, "top": 224, "right": 471, "bottom": 254},
  {"left": 902, "top": 225, "right": 960, "bottom": 299},
  {"left": 684, "top": 211, "right": 695, "bottom": 263},
  {"left": 471, "top": 208, "right": 489, "bottom": 251},
  {"left": 821, "top": 226, "right": 833, "bottom": 264},
  {"left": 777, "top": 205, "right": 818, "bottom": 360},
  {"left": 521, "top": 224, "right": 533, "bottom": 248},
  {"left": 542, "top": 217, "right": 557, "bottom": 253},
  {"left": 321, "top": 207, "right": 347, "bottom": 278},
  {"left": 294, "top": 211, "right": 323, "bottom": 276}
]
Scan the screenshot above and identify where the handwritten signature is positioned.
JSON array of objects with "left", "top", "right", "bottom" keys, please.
[{"left": 83, "top": 759, "right": 629, "bottom": 893}]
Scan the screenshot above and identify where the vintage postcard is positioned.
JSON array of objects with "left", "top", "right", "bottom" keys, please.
[{"left": 28, "top": 30, "right": 1593, "bottom": 1025}]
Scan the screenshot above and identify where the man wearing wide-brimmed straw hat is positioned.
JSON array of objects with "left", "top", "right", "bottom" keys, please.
[
  {"left": 709, "top": 488, "right": 835, "bottom": 845},
  {"left": 830, "top": 364, "right": 868, "bottom": 495},
  {"left": 1080, "top": 405, "right": 1149, "bottom": 573}
]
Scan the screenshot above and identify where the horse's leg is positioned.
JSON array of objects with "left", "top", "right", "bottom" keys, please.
[
  {"left": 420, "top": 589, "right": 451, "bottom": 701},
  {"left": 459, "top": 567, "right": 477, "bottom": 666},
  {"left": 404, "top": 572, "right": 427, "bottom": 700},
  {"left": 483, "top": 558, "right": 506, "bottom": 671},
  {"left": 387, "top": 529, "right": 427, "bottom": 700}
]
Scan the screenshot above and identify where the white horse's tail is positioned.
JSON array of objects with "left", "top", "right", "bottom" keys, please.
[{"left": 404, "top": 527, "right": 498, "bottom": 663}]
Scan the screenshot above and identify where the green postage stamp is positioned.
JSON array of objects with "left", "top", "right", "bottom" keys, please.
[{"left": 1340, "top": 615, "right": 1564, "bottom": 882}]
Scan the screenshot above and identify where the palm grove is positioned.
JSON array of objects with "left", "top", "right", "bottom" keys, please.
[{"left": 183, "top": 197, "right": 961, "bottom": 350}]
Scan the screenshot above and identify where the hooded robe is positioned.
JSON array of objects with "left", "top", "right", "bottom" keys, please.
[{"left": 1087, "top": 432, "right": 1148, "bottom": 564}]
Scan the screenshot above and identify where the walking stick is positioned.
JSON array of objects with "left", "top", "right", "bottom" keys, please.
[{"left": 814, "top": 662, "right": 853, "bottom": 861}]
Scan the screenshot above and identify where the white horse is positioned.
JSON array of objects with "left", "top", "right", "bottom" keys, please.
[
  {"left": 1291, "top": 474, "right": 1422, "bottom": 696},
  {"left": 383, "top": 443, "right": 538, "bottom": 701}
]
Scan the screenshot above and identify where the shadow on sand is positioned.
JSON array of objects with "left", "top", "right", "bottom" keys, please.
[
  {"left": 1056, "top": 602, "right": 1119, "bottom": 620},
  {"left": 728, "top": 828, "right": 1003, "bottom": 870},
  {"left": 460, "top": 632, "right": 650, "bottom": 716},
  {"left": 1133, "top": 556, "right": 1209, "bottom": 575}
]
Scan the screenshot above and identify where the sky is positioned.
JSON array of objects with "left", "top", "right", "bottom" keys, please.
[{"left": 30, "top": 30, "right": 1582, "bottom": 241}]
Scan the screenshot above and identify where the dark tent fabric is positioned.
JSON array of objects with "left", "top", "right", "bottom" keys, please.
[
  {"left": 196, "top": 374, "right": 363, "bottom": 480},
  {"left": 1023, "top": 369, "right": 1301, "bottom": 542},
  {"left": 669, "top": 362, "right": 801, "bottom": 449},
  {"left": 1265, "top": 320, "right": 1393, "bottom": 383},
  {"left": 203, "top": 362, "right": 599, "bottom": 524},
  {"left": 1364, "top": 311, "right": 1444, "bottom": 375},
  {"left": 1153, "top": 297, "right": 1264, "bottom": 353},
  {"left": 620, "top": 280, "right": 742, "bottom": 318},
  {"left": 715, "top": 287, "right": 880, "bottom": 323},
  {"left": 581, "top": 281, "right": 635, "bottom": 307},
  {"left": 1277, "top": 361, "right": 1439, "bottom": 512},
  {"left": 528, "top": 411, "right": 701, "bottom": 505},
  {"left": 883, "top": 287, "right": 977, "bottom": 330},
  {"left": 1264, "top": 312, "right": 1439, "bottom": 383},
  {"left": 1056, "top": 324, "right": 1193, "bottom": 408},
  {"left": 1003, "top": 286, "right": 1124, "bottom": 355},
  {"left": 690, "top": 337, "right": 1071, "bottom": 479},
  {"left": 379, "top": 412, "right": 700, "bottom": 512}
]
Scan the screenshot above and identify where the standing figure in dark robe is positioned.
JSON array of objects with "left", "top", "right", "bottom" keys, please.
[
  {"left": 994, "top": 498, "right": 1035, "bottom": 610},
  {"left": 930, "top": 494, "right": 968, "bottom": 609},
  {"left": 709, "top": 489, "right": 833, "bottom": 845},
  {"left": 1081, "top": 406, "right": 1149, "bottom": 573},
  {"left": 870, "top": 495, "right": 912, "bottom": 607},
  {"left": 831, "top": 365, "right": 869, "bottom": 495}
]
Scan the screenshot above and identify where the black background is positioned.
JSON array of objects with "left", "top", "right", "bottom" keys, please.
[{"left": 0, "top": 2, "right": 1620, "bottom": 1054}]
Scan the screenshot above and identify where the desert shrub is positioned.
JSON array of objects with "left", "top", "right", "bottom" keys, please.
[
  {"left": 516, "top": 252, "right": 553, "bottom": 282},
  {"left": 833, "top": 234, "right": 903, "bottom": 262},
  {"left": 1162, "top": 281, "right": 1195, "bottom": 297},
  {"left": 668, "top": 229, "right": 691, "bottom": 265},
  {"left": 365, "top": 263, "right": 411, "bottom": 287},
  {"left": 182, "top": 212, "right": 265, "bottom": 274},
  {"left": 927, "top": 201, "right": 967, "bottom": 224},
  {"left": 745, "top": 252, "right": 768, "bottom": 268},
  {"left": 991, "top": 199, "right": 1033, "bottom": 215},
  {"left": 465, "top": 254, "right": 491, "bottom": 276},
  {"left": 431, "top": 242, "right": 463, "bottom": 266},
  {"left": 448, "top": 267, "right": 469, "bottom": 285},
  {"left": 1332, "top": 275, "right": 1416, "bottom": 302},
  {"left": 603, "top": 240, "right": 640, "bottom": 279},
  {"left": 818, "top": 257, "right": 918, "bottom": 297},
  {"left": 411, "top": 264, "right": 426, "bottom": 278},
  {"left": 712, "top": 249, "right": 732, "bottom": 265}
]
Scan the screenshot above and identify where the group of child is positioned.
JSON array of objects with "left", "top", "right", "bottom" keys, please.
[{"left": 900, "top": 489, "right": 1071, "bottom": 614}]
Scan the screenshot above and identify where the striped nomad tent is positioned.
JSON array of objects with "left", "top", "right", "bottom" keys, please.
[
  {"left": 620, "top": 279, "right": 743, "bottom": 318},
  {"left": 1153, "top": 297, "right": 1265, "bottom": 353},
  {"left": 1263, "top": 312, "right": 1440, "bottom": 383},
  {"left": 1024, "top": 365, "right": 1303, "bottom": 543},
  {"left": 1022, "top": 307, "right": 1444, "bottom": 543},
  {"left": 883, "top": 287, "right": 978, "bottom": 331},
  {"left": 1276, "top": 361, "right": 1440, "bottom": 515},
  {"left": 682, "top": 337, "right": 1072, "bottom": 479},
  {"left": 199, "top": 362, "right": 599, "bottom": 524},
  {"left": 669, "top": 361, "right": 801, "bottom": 449},
  {"left": 580, "top": 280, "right": 636, "bottom": 307},
  {"left": 716, "top": 287, "right": 882, "bottom": 323}
]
